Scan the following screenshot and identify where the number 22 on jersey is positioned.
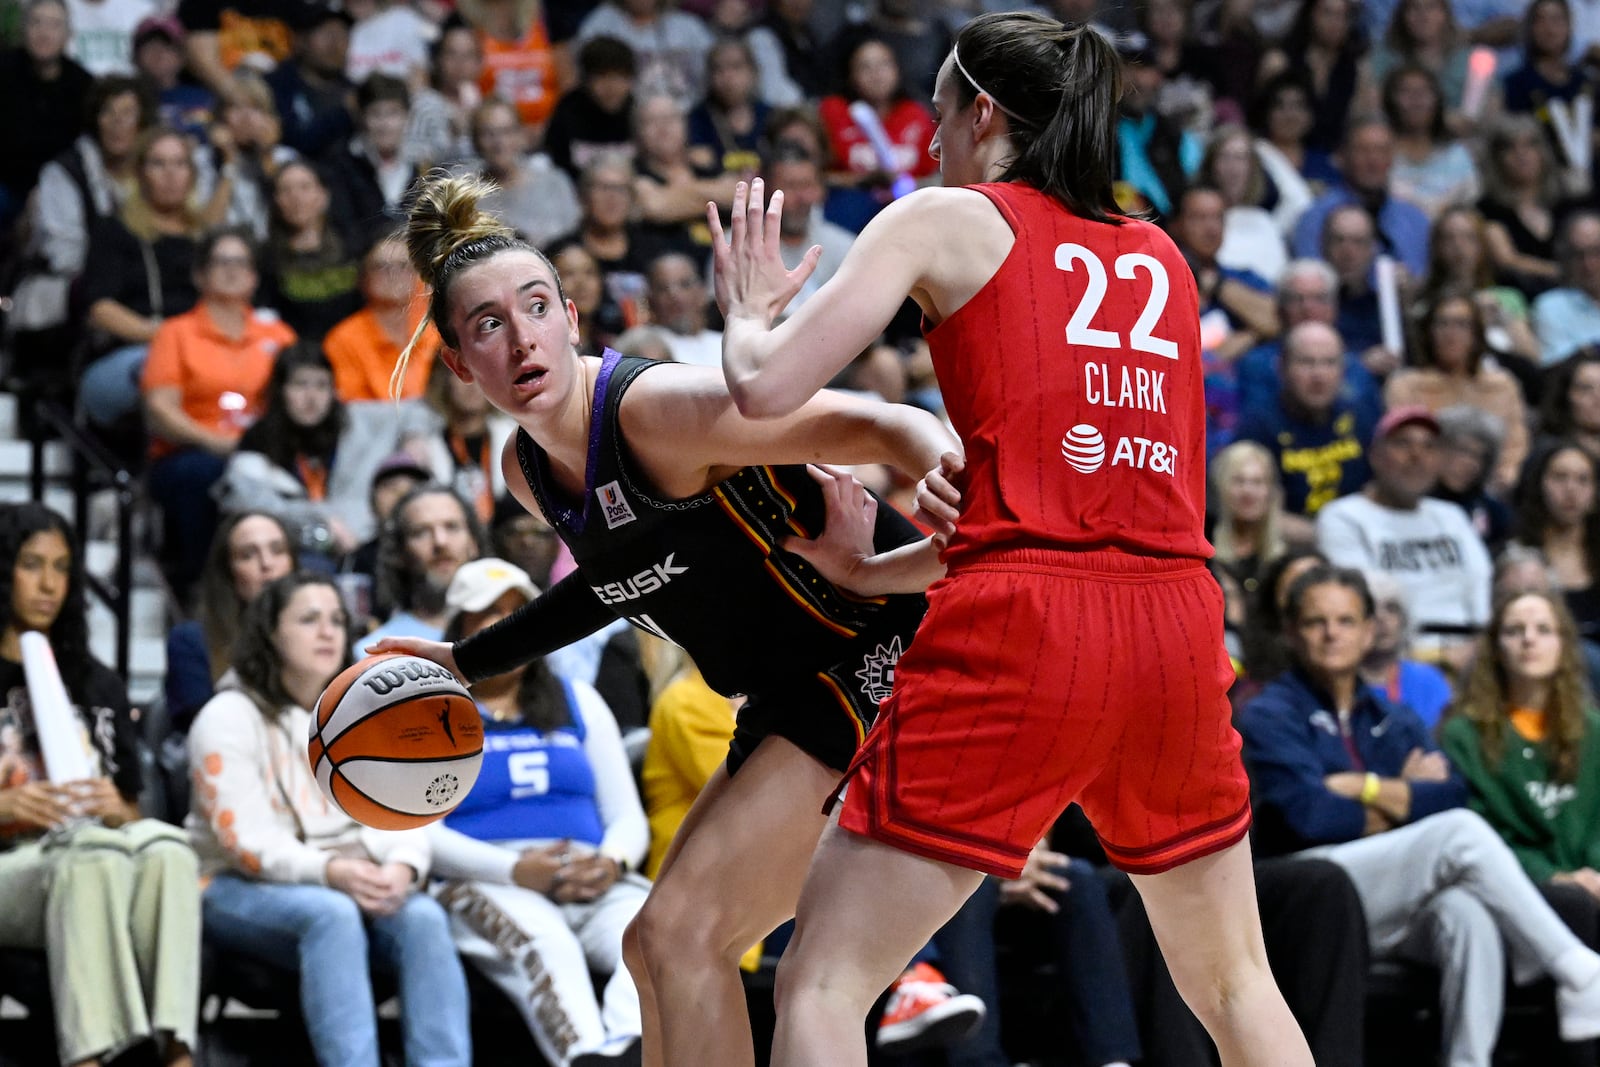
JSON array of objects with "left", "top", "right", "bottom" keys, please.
[{"left": 1055, "top": 243, "right": 1179, "bottom": 360}]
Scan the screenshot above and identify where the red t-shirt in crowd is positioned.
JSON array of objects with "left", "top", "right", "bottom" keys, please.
[{"left": 817, "top": 96, "right": 938, "bottom": 180}]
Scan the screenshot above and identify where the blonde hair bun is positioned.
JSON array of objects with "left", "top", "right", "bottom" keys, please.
[{"left": 405, "top": 170, "right": 515, "bottom": 289}]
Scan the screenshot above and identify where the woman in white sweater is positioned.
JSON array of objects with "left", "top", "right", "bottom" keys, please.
[{"left": 187, "top": 572, "right": 471, "bottom": 1067}]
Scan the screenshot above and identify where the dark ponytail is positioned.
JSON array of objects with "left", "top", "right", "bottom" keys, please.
[{"left": 951, "top": 12, "right": 1124, "bottom": 225}]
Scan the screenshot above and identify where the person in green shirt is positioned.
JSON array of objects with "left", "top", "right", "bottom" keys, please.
[{"left": 1441, "top": 588, "right": 1600, "bottom": 952}]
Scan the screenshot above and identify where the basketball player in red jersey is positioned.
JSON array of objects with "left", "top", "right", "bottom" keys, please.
[{"left": 710, "top": 11, "right": 1315, "bottom": 1067}]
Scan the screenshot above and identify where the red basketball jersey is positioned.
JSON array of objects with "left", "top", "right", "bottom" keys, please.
[{"left": 929, "top": 183, "right": 1212, "bottom": 564}]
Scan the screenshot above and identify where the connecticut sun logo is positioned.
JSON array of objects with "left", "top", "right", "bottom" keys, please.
[{"left": 855, "top": 636, "right": 904, "bottom": 703}]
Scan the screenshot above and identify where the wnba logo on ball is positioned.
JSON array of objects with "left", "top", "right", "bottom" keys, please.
[{"left": 1061, "top": 424, "right": 1106, "bottom": 473}]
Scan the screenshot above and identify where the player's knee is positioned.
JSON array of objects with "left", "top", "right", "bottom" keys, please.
[
  {"left": 1167, "top": 948, "right": 1275, "bottom": 1032},
  {"left": 630, "top": 887, "right": 745, "bottom": 972}
]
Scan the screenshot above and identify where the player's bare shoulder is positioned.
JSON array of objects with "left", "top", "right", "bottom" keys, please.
[{"left": 878, "top": 187, "right": 1015, "bottom": 317}]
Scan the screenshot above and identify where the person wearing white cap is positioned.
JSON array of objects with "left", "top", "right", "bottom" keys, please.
[{"left": 426, "top": 557, "right": 650, "bottom": 1067}]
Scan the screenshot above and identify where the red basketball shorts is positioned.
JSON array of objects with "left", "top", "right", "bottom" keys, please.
[{"left": 836, "top": 547, "right": 1252, "bottom": 878}]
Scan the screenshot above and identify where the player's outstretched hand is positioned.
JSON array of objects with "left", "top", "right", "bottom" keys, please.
[
  {"left": 708, "top": 177, "right": 821, "bottom": 322},
  {"left": 914, "top": 451, "right": 964, "bottom": 544},
  {"left": 781, "top": 464, "right": 877, "bottom": 590},
  {"left": 365, "top": 636, "right": 466, "bottom": 685}
]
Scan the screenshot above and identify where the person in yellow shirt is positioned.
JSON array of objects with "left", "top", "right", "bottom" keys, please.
[{"left": 322, "top": 231, "right": 438, "bottom": 401}]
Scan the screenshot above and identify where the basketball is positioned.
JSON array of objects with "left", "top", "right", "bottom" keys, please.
[{"left": 308, "top": 653, "right": 484, "bottom": 831}]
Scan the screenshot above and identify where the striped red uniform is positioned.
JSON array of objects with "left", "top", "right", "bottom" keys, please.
[{"left": 836, "top": 183, "right": 1251, "bottom": 877}]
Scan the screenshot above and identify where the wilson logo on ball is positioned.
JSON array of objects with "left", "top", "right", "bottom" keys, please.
[
  {"left": 1061, "top": 424, "right": 1106, "bottom": 474},
  {"left": 360, "top": 660, "right": 460, "bottom": 695}
]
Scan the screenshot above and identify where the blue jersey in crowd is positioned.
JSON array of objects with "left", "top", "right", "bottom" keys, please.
[{"left": 445, "top": 679, "right": 605, "bottom": 847}]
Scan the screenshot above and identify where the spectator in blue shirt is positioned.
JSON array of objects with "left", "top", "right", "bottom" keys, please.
[
  {"left": 1533, "top": 211, "right": 1600, "bottom": 366},
  {"left": 1237, "top": 258, "right": 1384, "bottom": 430},
  {"left": 1360, "top": 568, "right": 1455, "bottom": 730},
  {"left": 1237, "top": 321, "right": 1378, "bottom": 519},
  {"left": 1320, "top": 203, "right": 1397, "bottom": 375},
  {"left": 1292, "top": 115, "right": 1432, "bottom": 278},
  {"left": 1115, "top": 35, "right": 1201, "bottom": 220}
]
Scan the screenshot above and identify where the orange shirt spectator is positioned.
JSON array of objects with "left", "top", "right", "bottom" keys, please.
[
  {"left": 324, "top": 302, "right": 438, "bottom": 402},
  {"left": 322, "top": 236, "right": 438, "bottom": 403},
  {"left": 141, "top": 302, "right": 294, "bottom": 459},
  {"left": 478, "top": 20, "right": 558, "bottom": 130}
]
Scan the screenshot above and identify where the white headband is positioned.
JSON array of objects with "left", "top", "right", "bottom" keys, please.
[{"left": 951, "top": 45, "right": 1029, "bottom": 125}]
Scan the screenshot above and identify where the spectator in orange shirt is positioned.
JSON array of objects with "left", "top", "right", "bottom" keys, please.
[
  {"left": 140, "top": 225, "right": 295, "bottom": 599},
  {"left": 322, "top": 231, "right": 437, "bottom": 402},
  {"left": 458, "top": 0, "right": 558, "bottom": 133}
]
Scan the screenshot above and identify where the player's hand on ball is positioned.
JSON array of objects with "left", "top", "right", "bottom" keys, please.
[
  {"left": 364, "top": 636, "right": 465, "bottom": 686},
  {"left": 781, "top": 464, "right": 876, "bottom": 590}
]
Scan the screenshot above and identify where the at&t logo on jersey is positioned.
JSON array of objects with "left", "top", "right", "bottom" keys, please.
[
  {"left": 1060, "top": 424, "right": 1178, "bottom": 477},
  {"left": 596, "top": 480, "right": 637, "bottom": 529},
  {"left": 1061, "top": 425, "right": 1105, "bottom": 473}
]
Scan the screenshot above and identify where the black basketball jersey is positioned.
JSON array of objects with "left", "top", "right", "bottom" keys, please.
[{"left": 515, "top": 351, "right": 927, "bottom": 698}]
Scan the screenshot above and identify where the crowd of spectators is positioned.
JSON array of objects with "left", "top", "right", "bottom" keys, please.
[{"left": 6, "top": 0, "right": 1600, "bottom": 1063}]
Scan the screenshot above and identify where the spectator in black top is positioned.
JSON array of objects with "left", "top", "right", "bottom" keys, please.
[
  {"left": 322, "top": 73, "right": 423, "bottom": 247},
  {"left": 1541, "top": 348, "right": 1600, "bottom": 458},
  {"left": 265, "top": 1, "right": 353, "bottom": 159},
  {"left": 746, "top": 0, "right": 826, "bottom": 105},
  {"left": 259, "top": 158, "right": 362, "bottom": 340},
  {"left": 1503, "top": 0, "right": 1600, "bottom": 170},
  {"left": 1433, "top": 403, "right": 1515, "bottom": 554},
  {"left": 549, "top": 154, "right": 677, "bottom": 330},
  {"left": 1257, "top": 0, "right": 1374, "bottom": 155},
  {"left": 543, "top": 34, "right": 636, "bottom": 181},
  {"left": 828, "top": 0, "right": 949, "bottom": 105},
  {"left": 78, "top": 127, "right": 207, "bottom": 432},
  {"left": 1477, "top": 114, "right": 1587, "bottom": 299},
  {"left": 1512, "top": 440, "right": 1600, "bottom": 647},
  {"left": 0, "top": 0, "right": 92, "bottom": 226},
  {"left": 0, "top": 502, "right": 203, "bottom": 1067}
]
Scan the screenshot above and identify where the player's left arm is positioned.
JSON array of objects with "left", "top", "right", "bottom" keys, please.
[{"left": 622, "top": 368, "right": 962, "bottom": 494}]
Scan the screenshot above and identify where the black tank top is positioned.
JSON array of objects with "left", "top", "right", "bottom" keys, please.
[{"left": 515, "top": 351, "right": 927, "bottom": 697}]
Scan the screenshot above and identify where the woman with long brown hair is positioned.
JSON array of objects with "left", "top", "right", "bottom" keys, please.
[{"left": 1442, "top": 589, "right": 1600, "bottom": 959}]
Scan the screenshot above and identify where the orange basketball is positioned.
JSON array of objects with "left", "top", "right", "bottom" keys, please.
[{"left": 308, "top": 653, "right": 484, "bottom": 831}]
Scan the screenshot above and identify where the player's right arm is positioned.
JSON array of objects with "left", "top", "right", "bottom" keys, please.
[{"left": 369, "top": 439, "right": 617, "bottom": 680}]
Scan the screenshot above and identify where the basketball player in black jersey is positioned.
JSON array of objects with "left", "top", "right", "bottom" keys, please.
[{"left": 370, "top": 173, "right": 961, "bottom": 1067}]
